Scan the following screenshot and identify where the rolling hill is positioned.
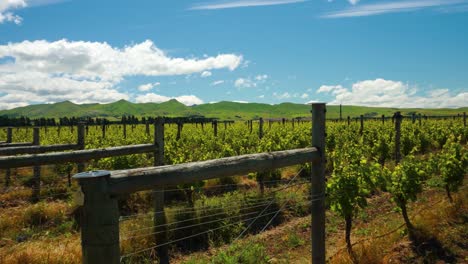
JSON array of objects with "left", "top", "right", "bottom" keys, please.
[{"left": 0, "top": 100, "right": 466, "bottom": 120}]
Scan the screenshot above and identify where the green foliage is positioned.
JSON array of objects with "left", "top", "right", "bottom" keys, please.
[
  {"left": 438, "top": 136, "right": 467, "bottom": 199},
  {"left": 387, "top": 156, "right": 425, "bottom": 207}
]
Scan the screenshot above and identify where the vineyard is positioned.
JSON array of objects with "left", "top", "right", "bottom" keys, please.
[{"left": 0, "top": 108, "right": 467, "bottom": 263}]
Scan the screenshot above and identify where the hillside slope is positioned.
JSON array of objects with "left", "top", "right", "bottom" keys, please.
[{"left": 0, "top": 100, "right": 466, "bottom": 120}]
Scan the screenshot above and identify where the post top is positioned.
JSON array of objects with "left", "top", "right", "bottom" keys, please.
[{"left": 73, "top": 170, "right": 111, "bottom": 179}]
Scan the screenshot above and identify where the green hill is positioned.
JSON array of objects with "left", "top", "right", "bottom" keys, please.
[{"left": 0, "top": 100, "right": 466, "bottom": 120}]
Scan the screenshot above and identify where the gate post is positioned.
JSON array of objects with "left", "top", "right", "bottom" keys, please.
[
  {"left": 311, "top": 103, "right": 326, "bottom": 264},
  {"left": 73, "top": 170, "right": 120, "bottom": 264}
]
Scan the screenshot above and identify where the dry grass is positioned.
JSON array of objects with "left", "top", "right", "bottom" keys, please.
[{"left": 0, "top": 236, "right": 81, "bottom": 264}]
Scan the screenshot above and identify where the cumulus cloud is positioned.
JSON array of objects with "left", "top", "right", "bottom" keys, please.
[
  {"left": 301, "top": 93, "right": 309, "bottom": 99},
  {"left": 137, "top": 82, "right": 160, "bottom": 91},
  {"left": 0, "top": 39, "right": 242, "bottom": 109},
  {"left": 135, "top": 93, "right": 203, "bottom": 106},
  {"left": 0, "top": 0, "right": 26, "bottom": 24},
  {"left": 317, "top": 78, "right": 467, "bottom": 108}
]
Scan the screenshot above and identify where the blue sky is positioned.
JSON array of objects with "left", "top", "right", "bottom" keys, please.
[{"left": 0, "top": 0, "right": 467, "bottom": 109}]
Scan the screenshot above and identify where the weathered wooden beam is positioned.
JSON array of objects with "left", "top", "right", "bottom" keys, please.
[
  {"left": 0, "top": 144, "right": 156, "bottom": 169},
  {"left": 0, "top": 144, "right": 80, "bottom": 156},
  {"left": 0, "top": 142, "right": 34, "bottom": 148},
  {"left": 109, "top": 147, "right": 319, "bottom": 195}
]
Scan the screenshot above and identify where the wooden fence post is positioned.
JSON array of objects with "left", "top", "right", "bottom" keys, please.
[
  {"left": 359, "top": 115, "right": 364, "bottom": 135},
  {"left": 77, "top": 123, "right": 86, "bottom": 173},
  {"left": 259, "top": 118, "right": 264, "bottom": 139},
  {"left": 347, "top": 116, "right": 350, "bottom": 126},
  {"left": 412, "top": 113, "right": 416, "bottom": 124},
  {"left": 145, "top": 122, "right": 150, "bottom": 135},
  {"left": 123, "top": 123, "right": 127, "bottom": 139},
  {"left": 153, "top": 118, "right": 169, "bottom": 264},
  {"left": 382, "top": 115, "right": 385, "bottom": 125},
  {"left": 418, "top": 114, "right": 422, "bottom": 126},
  {"left": 73, "top": 170, "right": 120, "bottom": 264},
  {"left": 32, "top": 127, "right": 40, "bottom": 202},
  {"left": 311, "top": 103, "right": 326, "bottom": 264},
  {"left": 394, "top": 112, "right": 402, "bottom": 164}
]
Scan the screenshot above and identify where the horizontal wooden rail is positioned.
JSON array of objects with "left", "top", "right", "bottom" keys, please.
[
  {"left": 0, "top": 143, "right": 80, "bottom": 156},
  {"left": 0, "top": 144, "right": 156, "bottom": 169},
  {"left": 108, "top": 147, "right": 319, "bottom": 195},
  {"left": 0, "top": 142, "right": 34, "bottom": 148}
]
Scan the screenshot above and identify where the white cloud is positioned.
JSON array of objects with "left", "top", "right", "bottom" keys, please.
[
  {"left": 137, "top": 82, "right": 160, "bottom": 92},
  {"left": 322, "top": 0, "right": 468, "bottom": 18},
  {"left": 190, "top": 0, "right": 306, "bottom": 10},
  {"left": 234, "top": 74, "right": 268, "bottom": 88},
  {"left": 201, "top": 71, "right": 212, "bottom": 77},
  {"left": 235, "top": 78, "right": 255, "bottom": 88},
  {"left": 135, "top": 93, "right": 203, "bottom": 106},
  {"left": 317, "top": 78, "right": 467, "bottom": 108},
  {"left": 273, "top": 92, "right": 291, "bottom": 99},
  {"left": 211, "top": 80, "right": 225, "bottom": 86},
  {"left": 348, "top": 0, "right": 359, "bottom": 5},
  {"left": 0, "top": 39, "right": 242, "bottom": 109},
  {"left": 255, "top": 74, "right": 268, "bottom": 81},
  {"left": 258, "top": 94, "right": 265, "bottom": 98},
  {"left": 301, "top": 93, "right": 309, "bottom": 99},
  {"left": 0, "top": 0, "right": 26, "bottom": 24},
  {"left": 233, "top": 100, "right": 249, "bottom": 103}
]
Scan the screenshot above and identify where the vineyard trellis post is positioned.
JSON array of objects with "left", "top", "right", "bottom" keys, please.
[
  {"left": 32, "top": 127, "right": 40, "bottom": 202},
  {"left": 102, "top": 124, "right": 106, "bottom": 139},
  {"left": 359, "top": 115, "right": 364, "bottom": 135},
  {"left": 394, "top": 112, "right": 402, "bottom": 164},
  {"left": 382, "top": 114, "right": 385, "bottom": 124},
  {"left": 311, "top": 103, "right": 326, "bottom": 264},
  {"left": 153, "top": 117, "right": 169, "bottom": 264},
  {"left": 77, "top": 123, "right": 86, "bottom": 173},
  {"left": 347, "top": 116, "right": 350, "bottom": 126},
  {"left": 6, "top": 127, "right": 12, "bottom": 143},
  {"left": 123, "top": 123, "right": 127, "bottom": 139},
  {"left": 464, "top": 112, "right": 466, "bottom": 127},
  {"left": 213, "top": 120, "right": 218, "bottom": 137},
  {"left": 259, "top": 117, "right": 264, "bottom": 139}
]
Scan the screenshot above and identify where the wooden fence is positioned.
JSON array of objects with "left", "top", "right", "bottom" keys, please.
[{"left": 69, "top": 103, "right": 325, "bottom": 264}]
